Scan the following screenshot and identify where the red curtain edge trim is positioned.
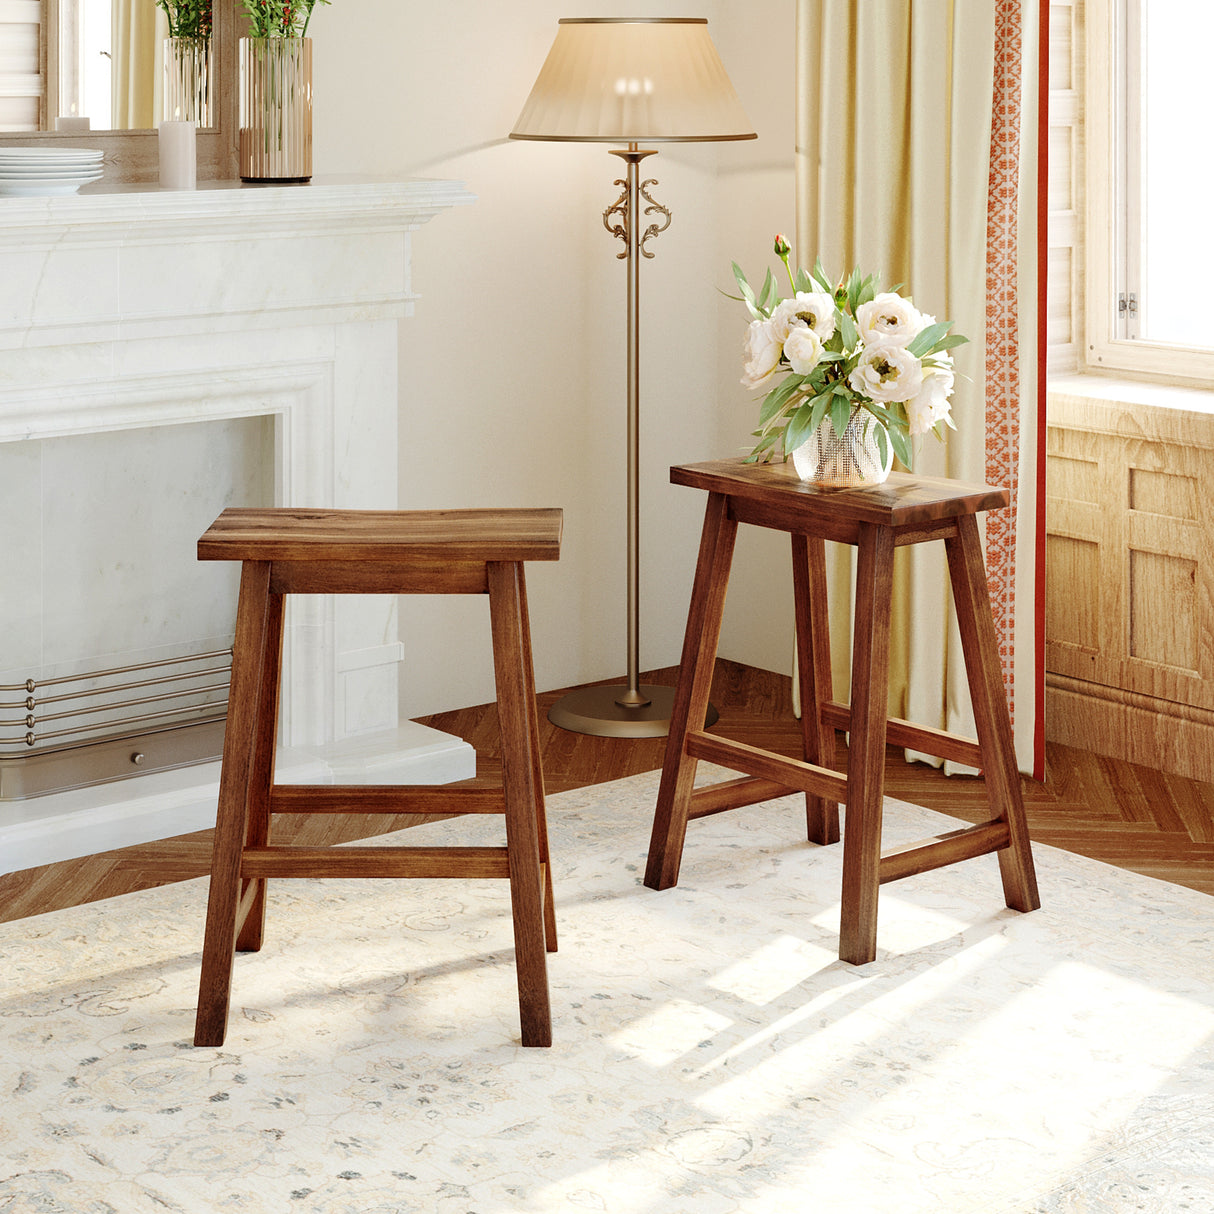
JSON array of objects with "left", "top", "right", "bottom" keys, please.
[{"left": 1033, "top": 0, "right": 1049, "bottom": 782}]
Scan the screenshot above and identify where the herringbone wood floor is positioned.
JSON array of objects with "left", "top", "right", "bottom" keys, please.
[{"left": 1, "top": 660, "right": 1212, "bottom": 924}]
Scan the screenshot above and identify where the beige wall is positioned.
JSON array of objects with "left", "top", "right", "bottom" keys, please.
[
  {"left": 713, "top": 1, "right": 800, "bottom": 676},
  {"left": 312, "top": 0, "right": 797, "bottom": 716}
]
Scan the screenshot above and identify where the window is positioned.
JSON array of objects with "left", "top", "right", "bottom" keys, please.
[
  {"left": 0, "top": 0, "right": 43, "bottom": 131},
  {"left": 1085, "top": 0, "right": 1214, "bottom": 381}
]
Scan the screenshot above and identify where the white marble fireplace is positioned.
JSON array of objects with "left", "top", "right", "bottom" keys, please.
[{"left": 0, "top": 177, "right": 476, "bottom": 873}]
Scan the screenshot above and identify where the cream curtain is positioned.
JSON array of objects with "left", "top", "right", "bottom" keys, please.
[
  {"left": 112, "top": 0, "right": 165, "bottom": 130},
  {"left": 794, "top": 0, "right": 1043, "bottom": 776}
]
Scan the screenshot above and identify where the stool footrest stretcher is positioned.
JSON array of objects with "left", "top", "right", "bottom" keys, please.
[
  {"left": 268, "top": 784, "right": 505, "bottom": 816},
  {"left": 241, "top": 845, "right": 512, "bottom": 880},
  {"left": 685, "top": 731, "right": 849, "bottom": 802},
  {"left": 819, "top": 701, "right": 983, "bottom": 769},
  {"left": 878, "top": 822, "right": 1011, "bottom": 884},
  {"left": 688, "top": 775, "right": 799, "bottom": 820}
]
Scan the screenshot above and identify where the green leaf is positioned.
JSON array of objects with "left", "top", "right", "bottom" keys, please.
[
  {"left": 931, "top": 333, "right": 970, "bottom": 351},
  {"left": 811, "top": 257, "right": 834, "bottom": 293},
  {"left": 838, "top": 308, "right": 858, "bottom": 350},
  {"left": 758, "top": 377, "right": 801, "bottom": 426},
  {"left": 830, "top": 396, "right": 851, "bottom": 437},
  {"left": 874, "top": 424, "right": 889, "bottom": 468},
  {"left": 732, "top": 261, "right": 762, "bottom": 319},
  {"left": 888, "top": 424, "right": 913, "bottom": 470},
  {"left": 808, "top": 393, "right": 831, "bottom": 434},
  {"left": 907, "top": 320, "right": 953, "bottom": 358},
  {"left": 757, "top": 267, "right": 779, "bottom": 313},
  {"left": 784, "top": 402, "right": 818, "bottom": 453},
  {"left": 846, "top": 266, "right": 863, "bottom": 311},
  {"left": 746, "top": 429, "right": 782, "bottom": 460},
  {"left": 794, "top": 266, "right": 814, "bottom": 293},
  {"left": 761, "top": 373, "right": 805, "bottom": 414}
]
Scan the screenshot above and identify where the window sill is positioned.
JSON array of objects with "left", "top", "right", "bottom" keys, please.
[{"left": 1048, "top": 373, "right": 1214, "bottom": 448}]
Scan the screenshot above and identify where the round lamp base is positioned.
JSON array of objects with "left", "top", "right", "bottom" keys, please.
[{"left": 547, "top": 683, "right": 719, "bottom": 739}]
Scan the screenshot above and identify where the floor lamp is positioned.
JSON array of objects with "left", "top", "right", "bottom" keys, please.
[{"left": 510, "top": 17, "right": 755, "bottom": 738}]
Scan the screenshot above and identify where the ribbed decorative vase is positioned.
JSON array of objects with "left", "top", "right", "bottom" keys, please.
[
  {"left": 162, "top": 36, "right": 212, "bottom": 125},
  {"left": 239, "top": 37, "right": 312, "bottom": 183},
  {"left": 791, "top": 412, "right": 893, "bottom": 487}
]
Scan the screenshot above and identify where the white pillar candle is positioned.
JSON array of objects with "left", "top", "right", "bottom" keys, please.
[
  {"left": 54, "top": 115, "right": 91, "bottom": 132},
  {"left": 158, "top": 120, "right": 197, "bottom": 190}
]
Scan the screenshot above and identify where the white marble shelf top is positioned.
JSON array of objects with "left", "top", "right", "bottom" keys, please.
[{"left": 0, "top": 175, "right": 476, "bottom": 242}]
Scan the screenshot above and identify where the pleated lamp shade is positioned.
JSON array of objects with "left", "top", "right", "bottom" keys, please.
[{"left": 510, "top": 18, "right": 756, "bottom": 144}]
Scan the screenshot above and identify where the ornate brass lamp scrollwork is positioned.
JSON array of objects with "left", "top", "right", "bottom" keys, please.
[{"left": 603, "top": 159, "right": 673, "bottom": 261}]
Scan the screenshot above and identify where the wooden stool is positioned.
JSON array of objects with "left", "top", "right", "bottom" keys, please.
[
  {"left": 192, "top": 506, "right": 562, "bottom": 1048},
  {"left": 645, "top": 460, "right": 1039, "bottom": 965}
]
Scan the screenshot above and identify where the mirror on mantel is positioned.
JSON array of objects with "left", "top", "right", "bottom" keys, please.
[{"left": 0, "top": 0, "right": 238, "bottom": 182}]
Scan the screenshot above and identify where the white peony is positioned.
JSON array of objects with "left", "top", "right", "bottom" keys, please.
[
  {"left": 855, "top": 292, "right": 925, "bottom": 348},
  {"left": 783, "top": 325, "right": 823, "bottom": 375},
  {"left": 904, "top": 361, "right": 955, "bottom": 435},
  {"left": 741, "top": 318, "right": 782, "bottom": 389},
  {"left": 771, "top": 292, "right": 837, "bottom": 342},
  {"left": 847, "top": 342, "right": 924, "bottom": 403}
]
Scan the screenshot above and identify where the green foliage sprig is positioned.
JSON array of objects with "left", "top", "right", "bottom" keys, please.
[
  {"left": 241, "top": 0, "right": 331, "bottom": 38},
  {"left": 155, "top": 0, "right": 212, "bottom": 39}
]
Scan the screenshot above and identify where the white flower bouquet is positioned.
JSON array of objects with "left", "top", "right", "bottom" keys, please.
[{"left": 735, "top": 235, "right": 968, "bottom": 470}]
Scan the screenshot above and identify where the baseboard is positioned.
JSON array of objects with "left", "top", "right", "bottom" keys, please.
[
  {"left": 0, "top": 722, "right": 476, "bottom": 876},
  {"left": 1046, "top": 675, "right": 1214, "bottom": 784}
]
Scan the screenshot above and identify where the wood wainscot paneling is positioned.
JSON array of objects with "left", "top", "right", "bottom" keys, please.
[{"left": 1046, "top": 384, "right": 1214, "bottom": 781}]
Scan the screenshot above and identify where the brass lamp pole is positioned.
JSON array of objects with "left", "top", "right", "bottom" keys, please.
[{"left": 510, "top": 18, "right": 755, "bottom": 737}]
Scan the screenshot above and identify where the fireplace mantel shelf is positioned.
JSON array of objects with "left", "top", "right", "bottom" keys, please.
[{"left": 0, "top": 176, "right": 475, "bottom": 241}]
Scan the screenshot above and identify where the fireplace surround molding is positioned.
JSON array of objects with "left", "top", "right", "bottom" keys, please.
[{"left": 0, "top": 177, "right": 477, "bottom": 873}]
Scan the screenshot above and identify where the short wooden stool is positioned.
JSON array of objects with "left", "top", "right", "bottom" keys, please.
[
  {"left": 193, "top": 507, "right": 562, "bottom": 1048},
  {"left": 645, "top": 460, "right": 1039, "bottom": 965}
]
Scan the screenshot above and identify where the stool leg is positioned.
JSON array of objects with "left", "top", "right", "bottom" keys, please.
[
  {"left": 645, "top": 492, "right": 738, "bottom": 890},
  {"left": 195, "top": 560, "right": 274, "bottom": 1047},
  {"left": 945, "top": 514, "right": 1040, "bottom": 912},
  {"left": 838, "top": 524, "right": 895, "bottom": 965},
  {"left": 515, "top": 564, "right": 557, "bottom": 952},
  {"left": 488, "top": 560, "right": 551, "bottom": 1047},
  {"left": 792, "top": 533, "right": 840, "bottom": 846},
  {"left": 234, "top": 588, "right": 284, "bottom": 953}
]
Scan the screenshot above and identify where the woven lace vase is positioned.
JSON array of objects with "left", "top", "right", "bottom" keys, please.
[{"left": 791, "top": 413, "right": 893, "bottom": 487}]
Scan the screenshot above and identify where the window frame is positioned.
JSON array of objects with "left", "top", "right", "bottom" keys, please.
[{"left": 1084, "top": 0, "right": 1214, "bottom": 384}]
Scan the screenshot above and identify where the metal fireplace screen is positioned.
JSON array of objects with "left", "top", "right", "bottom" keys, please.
[{"left": 0, "top": 647, "right": 232, "bottom": 800}]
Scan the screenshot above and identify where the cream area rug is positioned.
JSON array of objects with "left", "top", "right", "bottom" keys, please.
[{"left": 2, "top": 768, "right": 1213, "bottom": 1214}]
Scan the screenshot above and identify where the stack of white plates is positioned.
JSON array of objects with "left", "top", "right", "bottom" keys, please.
[{"left": 0, "top": 147, "right": 104, "bottom": 197}]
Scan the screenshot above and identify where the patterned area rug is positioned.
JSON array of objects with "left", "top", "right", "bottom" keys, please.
[{"left": 2, "top": 769, "right": 1213, "bottom": 1213}]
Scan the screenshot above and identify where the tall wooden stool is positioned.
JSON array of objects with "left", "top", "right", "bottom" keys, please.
[
  {"left": 193, "top": 507, "right": 562, "bottom": 1048},
  {"left": 645, "top": 460, "right": 1039, "bottom": 965}
]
